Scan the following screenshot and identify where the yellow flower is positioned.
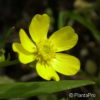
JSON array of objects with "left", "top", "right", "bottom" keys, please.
[{"left": 12, "top": 14, "right": 80, "bottom": 81}]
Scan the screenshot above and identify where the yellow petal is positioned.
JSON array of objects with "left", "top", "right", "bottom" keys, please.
[
  {"left": 12, "top": 43, "right": 35, "bottom": 64},
  {"left": 29, "top": 14, "right": 50, "bottom": 43},
  {"left": 36, "top": 62, "right": 60, "bottom": 81},
  {"left": 49, "top": 26, "right": 78, "bottom": 52},
  {"left": 18, "top": 53, "right": 35, "bottom": 64},
  {"left": 51, "top": 53, "right": 80, "bottom": 75},
  {"left": 19, "top": 29, "right": 36, "bottom": 53}
]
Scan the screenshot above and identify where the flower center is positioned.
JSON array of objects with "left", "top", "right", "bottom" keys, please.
[{"left": 36, "top": 40, "right": 55, "bottom": 63}]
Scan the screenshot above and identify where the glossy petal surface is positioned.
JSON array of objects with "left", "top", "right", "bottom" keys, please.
[
  {"left": 49, "top": 26, "right": 78, "bottom": 52},
  {"left": 51, "top": 53, "right": 80, "bottom": 75},
  {"left": 29, "top": 14, "right": 50, "bottom": 43},
  {"left": 12, "top": 43, "right": 35, "bottom": 64},
  {"left": 36, "top": 62, "right": 60, "bottom": 81},
  {"left": 19, "top": 29, "right": 36, "bottom": 53}
]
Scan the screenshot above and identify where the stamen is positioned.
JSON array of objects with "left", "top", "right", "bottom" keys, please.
[{"left": 36, "top": 40, "right": 55, "bottom": 63}]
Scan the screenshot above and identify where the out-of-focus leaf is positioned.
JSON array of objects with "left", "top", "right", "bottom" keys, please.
[
  {"left": 0, "top": 80, "right": 94, "bottom": 99},
  {"left": 0, "top": 48, "right": 5, "bottom": 62},
  {"left": 74, "top": 0, "right": 93, "bottom": 9},
  {"left": 58, "top": 11, "right": 66, "bottom": 29},
  {"left": 60, "top": 98, "right": 66, "bottom": 100},
  {"left": 96, "top": 0, "right": 100, "bottom": 4},
  {"left": 65, "top": 11, "right": 100, "bottom": 43},
  {"left": 45, "top": 8, "right": 54, "bottom": 25},
  {"left": 46, "top": 95, "right": 57, "bottom": 100},
  {"left": 0, "top": 59, "right": 19, "bottom": 67},
  {"left": 38, "top": 94, "right": 57, "bottom": 100},
  {"left": 0, "top": 26, "right": 15, "bottom": 48},
  {"left": 0, "top": 76, "right": 14, "bottom": 83},
  {"left": 0, "top": 54, "right": 5, "bottom": 63},
  {"left": 85, "top": 59, "right": 97, "bottom": 75}
]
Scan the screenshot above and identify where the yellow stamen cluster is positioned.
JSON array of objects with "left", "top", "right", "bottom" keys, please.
[{"left": 36, "top": 40, "right": 55, "bottom": 63}]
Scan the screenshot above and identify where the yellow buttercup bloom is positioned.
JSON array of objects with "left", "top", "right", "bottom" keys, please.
[{"left": 12, "top": 14, "right": 80, "bottom": 81}]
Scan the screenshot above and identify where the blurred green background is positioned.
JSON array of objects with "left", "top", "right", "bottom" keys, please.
[{"left": 0, "top": 0, "right": 100, "bottom": 100}]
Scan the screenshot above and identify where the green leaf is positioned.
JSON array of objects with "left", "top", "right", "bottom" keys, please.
[
  {"left": 0, "top": 76, "right": 15, "bottom": 83},
  {"left": 0, "top": 48, "right": 5, "bottom": 62},
  {"left": 0, "top": 26, "right": 15, "bottom": 48},
  {"left": 0, "top": 80, "right": 95, "bottom": 99},
  {"left": 65, "top": 11, "right": 100, "bottom": 43},
  {"left": 58, "top": 11, "right": 65, "bottom": 29},
  {"left": 0, "top": 53, "right": 5, "bottom": 63}
]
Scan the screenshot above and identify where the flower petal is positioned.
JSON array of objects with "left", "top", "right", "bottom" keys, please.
[
  {"left": 29, "top": 14, "right": 50, "bottom": 43},
  {"left": 51, "top": 53, "right": 80, "bottom": 75},
  {"left": 18, "top": 54, "right": 35, "bottom": 64},
  {"left": 12, "top": 43, "right": 35, "bottom": 64},
  {"left": 49, "top": 26, "right": 78, "bottom": 52},
  {"left": 19, "top": 29, "right": 36, "bottom": 53},
  {"left": 36, "top": 62, "right": 60, "bottom": 81}
]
